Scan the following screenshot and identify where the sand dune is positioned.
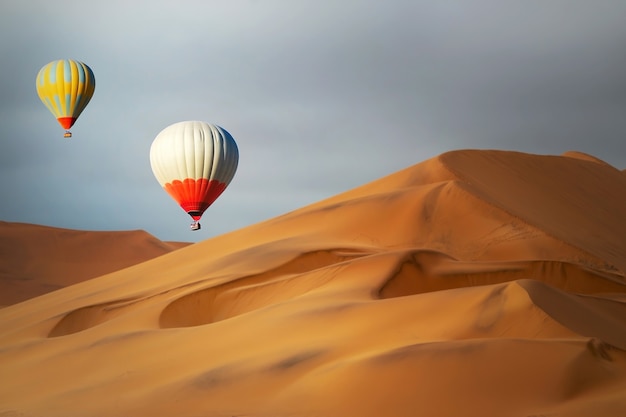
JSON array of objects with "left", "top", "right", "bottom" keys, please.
[
  {"left": 1, "top": 149, "right": 626, "bottom": 417},
  {"left": 0, "top": 221, "right": 191, "bottom": 306}
]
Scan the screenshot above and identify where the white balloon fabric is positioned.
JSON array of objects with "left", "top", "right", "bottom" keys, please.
[{"left": 150, "top": 121, "right": 239, "bottom": 227}]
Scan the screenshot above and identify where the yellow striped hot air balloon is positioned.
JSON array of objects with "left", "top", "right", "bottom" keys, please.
[{"left": 35, "top": 59, "right": 95, "bottom": 138}]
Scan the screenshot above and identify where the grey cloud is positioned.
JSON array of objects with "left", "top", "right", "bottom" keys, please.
[{"left": 1, "top": 1, "right": 626, "bottom": 242}]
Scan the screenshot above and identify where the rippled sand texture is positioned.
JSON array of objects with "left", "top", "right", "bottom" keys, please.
[{"left": 1, "top": 150, "right": 626, "bottom": 417}]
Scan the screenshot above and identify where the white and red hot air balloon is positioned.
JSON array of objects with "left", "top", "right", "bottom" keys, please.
[{"left": 150, "top": 121, "right": 239, "bottom": 231}]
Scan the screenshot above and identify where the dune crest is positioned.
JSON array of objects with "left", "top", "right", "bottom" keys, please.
[
  {"left": 1, "top": 150, "right": 626, "bottom": 417},
  {"left": 439, "top": 150, "right": 626, "bottom": 274},
  {"left": 0, "top": 221, "right": 190, "bottom": 306},
  {"left": 561, "top": 150, "right": 613, "bottom": 166}
]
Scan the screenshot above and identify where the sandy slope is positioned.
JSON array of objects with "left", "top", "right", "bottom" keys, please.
[
  {"left": 0, "top": 222, "right": 191, "bottom": 306},
  {"left": 1, "top": 149, "right": 626, "bottom": 417}
]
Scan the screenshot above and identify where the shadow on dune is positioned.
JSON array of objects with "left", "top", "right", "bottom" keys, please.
[
  {"left": 158, "top": 248, "right": 369, "bottom": 328},
  {"left": 378, "top": 250, "right": 626, "bottom": 299}
]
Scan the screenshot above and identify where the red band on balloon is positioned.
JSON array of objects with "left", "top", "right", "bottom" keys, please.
[
  {"left": 164, "top": 178, "right": 227, "bottom": 220},
  {"left": 57, "top": 117, "right": 77, "bottom": 129}
]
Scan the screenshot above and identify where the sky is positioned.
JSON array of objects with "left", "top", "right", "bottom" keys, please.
[{"left": 1, "top": 1, "right": 626, "bottom": 243}]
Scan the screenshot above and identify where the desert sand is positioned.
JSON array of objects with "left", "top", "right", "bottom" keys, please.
[
  {"left": 0, "top": 221, "right": 191, "bottom": 306},
  {"left": 1, "top": 149, "right": 626, "bottom": 417}
]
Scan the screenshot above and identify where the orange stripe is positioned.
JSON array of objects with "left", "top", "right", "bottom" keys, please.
[
  {"left": 57, "top": 117, "right": 76, "bottom": 129},
  {"left": 164, "top": 178, "right": 227, "bottom": 220}
]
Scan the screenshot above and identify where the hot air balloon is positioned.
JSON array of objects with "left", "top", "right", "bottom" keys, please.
[
  {"left": 150, "top": 121, "right": 239, "bottom": 231},
  {"left": 35, "top": 59, "right": 96, "bottom": 138}
]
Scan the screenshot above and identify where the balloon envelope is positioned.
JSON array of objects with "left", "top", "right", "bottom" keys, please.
[
  {"left": 149, "top": 121, "right": 239, "bottom": 223},
  {"left": 35, "top": 59, "right": 95, "bottom": 134}
]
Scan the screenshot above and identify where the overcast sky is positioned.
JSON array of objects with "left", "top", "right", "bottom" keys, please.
[{"left": 1, "top": 1, "right": 626, "bottom": 243}]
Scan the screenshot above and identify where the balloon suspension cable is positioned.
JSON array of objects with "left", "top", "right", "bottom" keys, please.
[
  {"left": 64, "top": 131, "right": 72, "bottom": 138},
  {"left": 190, "top": 221, "right": 201, "bottom": 231}
]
